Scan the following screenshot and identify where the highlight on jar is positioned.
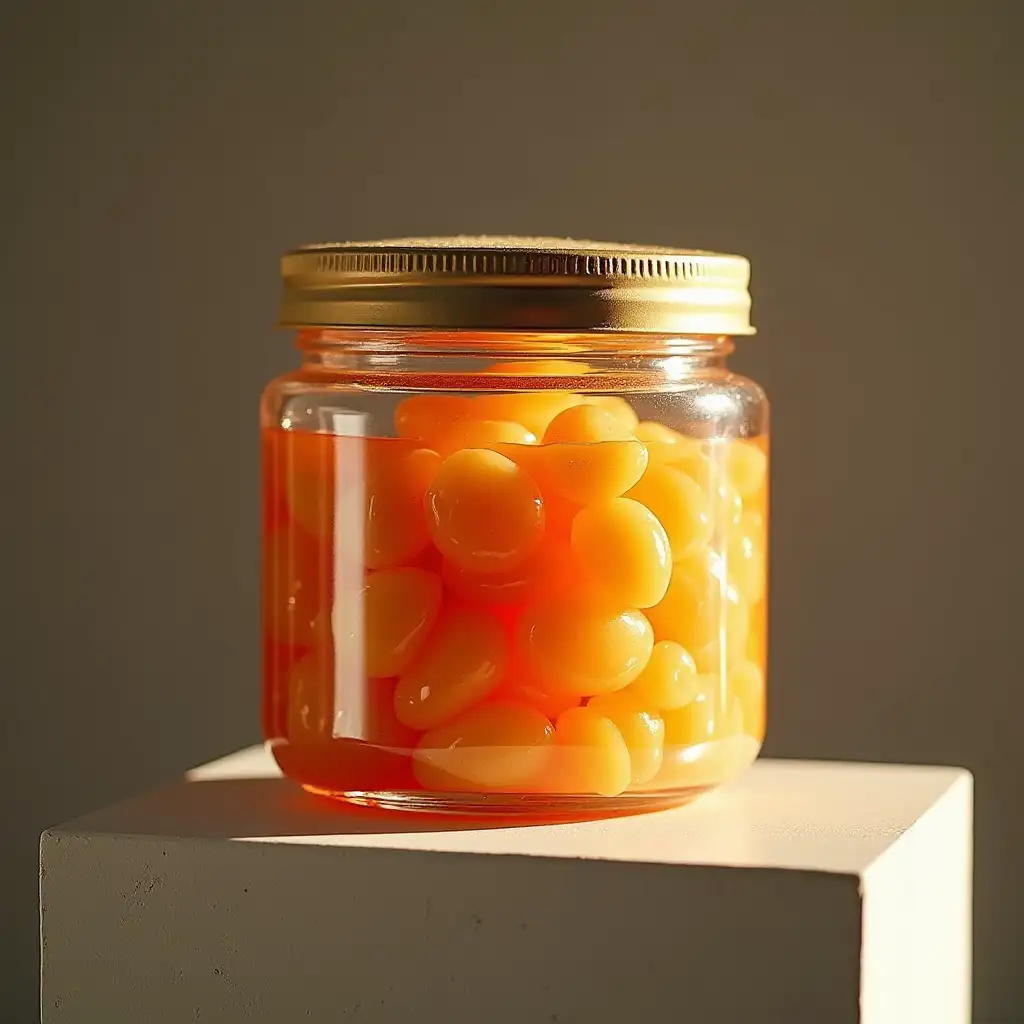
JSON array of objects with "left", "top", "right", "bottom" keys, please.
[{"left": 263, "top": 378, "right": 768, "bottom": 813}]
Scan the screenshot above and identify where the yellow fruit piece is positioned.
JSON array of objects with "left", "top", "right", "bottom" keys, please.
[
  {"left": 691, "top": 638, "right": 766, "bottom": 683},
  {"left": 289, "top": 667, "right": 420, "bottom": 749},
  {"left": 394, "top": 395, "right": 474, "bottom": 441},
  {"left": 473, "top": 392, "right": 579, "bottom": 438},
  {"left": 363, "top": 567, "right": 443, "bottom": 677},
  {"left": 441, "top": 540, "right": 575, "bottom": 607},
  {"left": 365, "top": 447, "right": 442, "bottom": 570},
  {"left": 393, "top": 607, "right": 507, "bottom": 730},
  {"left": 424, "top": 449, "right": 544, "bottom": 573},
  {"left": 363, "top": 677, "right": 420, "bottom": 749},
  {"left": 586, "top": 690, "right": 665, "bottom": 785},
  {"left": 489, "top": 442, "right": 581, "bottom": 542},
  {"left": 548, "top": 706, "right": 632, "bottom": 796},
  {"left": 725, "top": 440, "right": 768, "bottom": 500},
  {"left": 662, "top": 681, "right": 743, "bottom": 747},
  {"left": 657, "top": 671, "right": 754, "bottom": 790},
  {"left": 414, "top": 701, "right": 555, "bottom": 791},
  {"left": 724, "top": 511, "right": 767, "bottom": 605},
  {"left": 489, "top": 439, "right": 547, "bottom": 474},
  {"left": 630, "top": 640, "right": 699, "bottom": 710},
  {"left": 672, "top": 448, "right": 713, "bottom": 488},
  {"left": 543, "top": 403, "right": 629, "bottom": 444},
  {"left": 635, "top": 422, "right": 702, "bottom": 465},
  {"left": 518, "top": 596, "right": 654, "bottom": 697},
  {"left": 582, "top": 396, "right": 639, "bottom": 434},
  {"left": 441, "top": 556, "right": 536, "bottom": 607},
  {"left": 692, "top": 641, "right": 731, "bottom": 675},
  {"left": 646, "top": 551, "right": 750, "bottom": 656},
  {"left": 730, "top": 659, "right": 766, "bottom": 740},
  {"left": 432, "top": 418, "right": 537, "bottom": 459},
  {"left": 541, "top": 439, "right": 649, "bottom": 506},
  {"left": 498, "top": 674, "right": 581, "bottom": 722},
  {"left": 673, "top": 448, "right": 744, "bottom": 529},
  {"left": 571, "top": 497, "right": 671, "bottom": 608},
  {"left": 627, "top": 464, "right": 712, "bottom": 561},
  {"left": 656, "top": 732, "right": 759, "bottom": 790}
]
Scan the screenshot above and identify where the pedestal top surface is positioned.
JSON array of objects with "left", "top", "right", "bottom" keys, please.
[{"left": 48, "top": 746, "right": 971, "bottom": 877}]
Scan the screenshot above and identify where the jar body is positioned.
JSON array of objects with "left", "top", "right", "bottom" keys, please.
[{"left": 262, "top": 333, "right": 768, "bottom": 815}]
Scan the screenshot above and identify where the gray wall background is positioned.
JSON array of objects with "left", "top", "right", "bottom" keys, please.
[{"left": 2, "top": 1, "right": 1021, "bottom": 1020}]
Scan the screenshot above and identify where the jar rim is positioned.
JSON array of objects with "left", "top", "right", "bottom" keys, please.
[{"left": 279, "top": 236, "right": 755, "bottom": 337}]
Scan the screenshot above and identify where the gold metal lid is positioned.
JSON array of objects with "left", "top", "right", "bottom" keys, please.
[{"left": 279, "top": 236, "right": 754, "bottom": 335}]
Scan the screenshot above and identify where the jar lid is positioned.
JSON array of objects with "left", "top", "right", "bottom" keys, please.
[{"left": 279, "top": 236, "right": 754, "bottom": 335}]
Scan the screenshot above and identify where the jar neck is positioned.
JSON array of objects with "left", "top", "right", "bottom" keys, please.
[{"left": 295, "top": 329, "right": 735, "bottom": 377}]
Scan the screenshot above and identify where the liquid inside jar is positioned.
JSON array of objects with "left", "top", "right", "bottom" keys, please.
[{"left": 263, "top": 372, "right": 768, "bottom": 815}]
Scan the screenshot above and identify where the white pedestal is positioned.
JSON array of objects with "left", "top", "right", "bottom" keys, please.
[{"left": 40, "top": 747, "right": 972, "bottom": 1024}]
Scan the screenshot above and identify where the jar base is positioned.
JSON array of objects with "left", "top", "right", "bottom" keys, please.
[{"left": 302, "top": 784, "right": 711, "bottom": 821}]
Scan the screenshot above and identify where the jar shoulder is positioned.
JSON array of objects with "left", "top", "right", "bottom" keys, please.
[{"left": 261, "top": 366, "right": 768, "bottom": 439}]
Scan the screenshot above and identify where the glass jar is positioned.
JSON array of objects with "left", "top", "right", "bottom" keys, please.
[{"left": 262, "top": 237, "right": 767, "bottom": 817}]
